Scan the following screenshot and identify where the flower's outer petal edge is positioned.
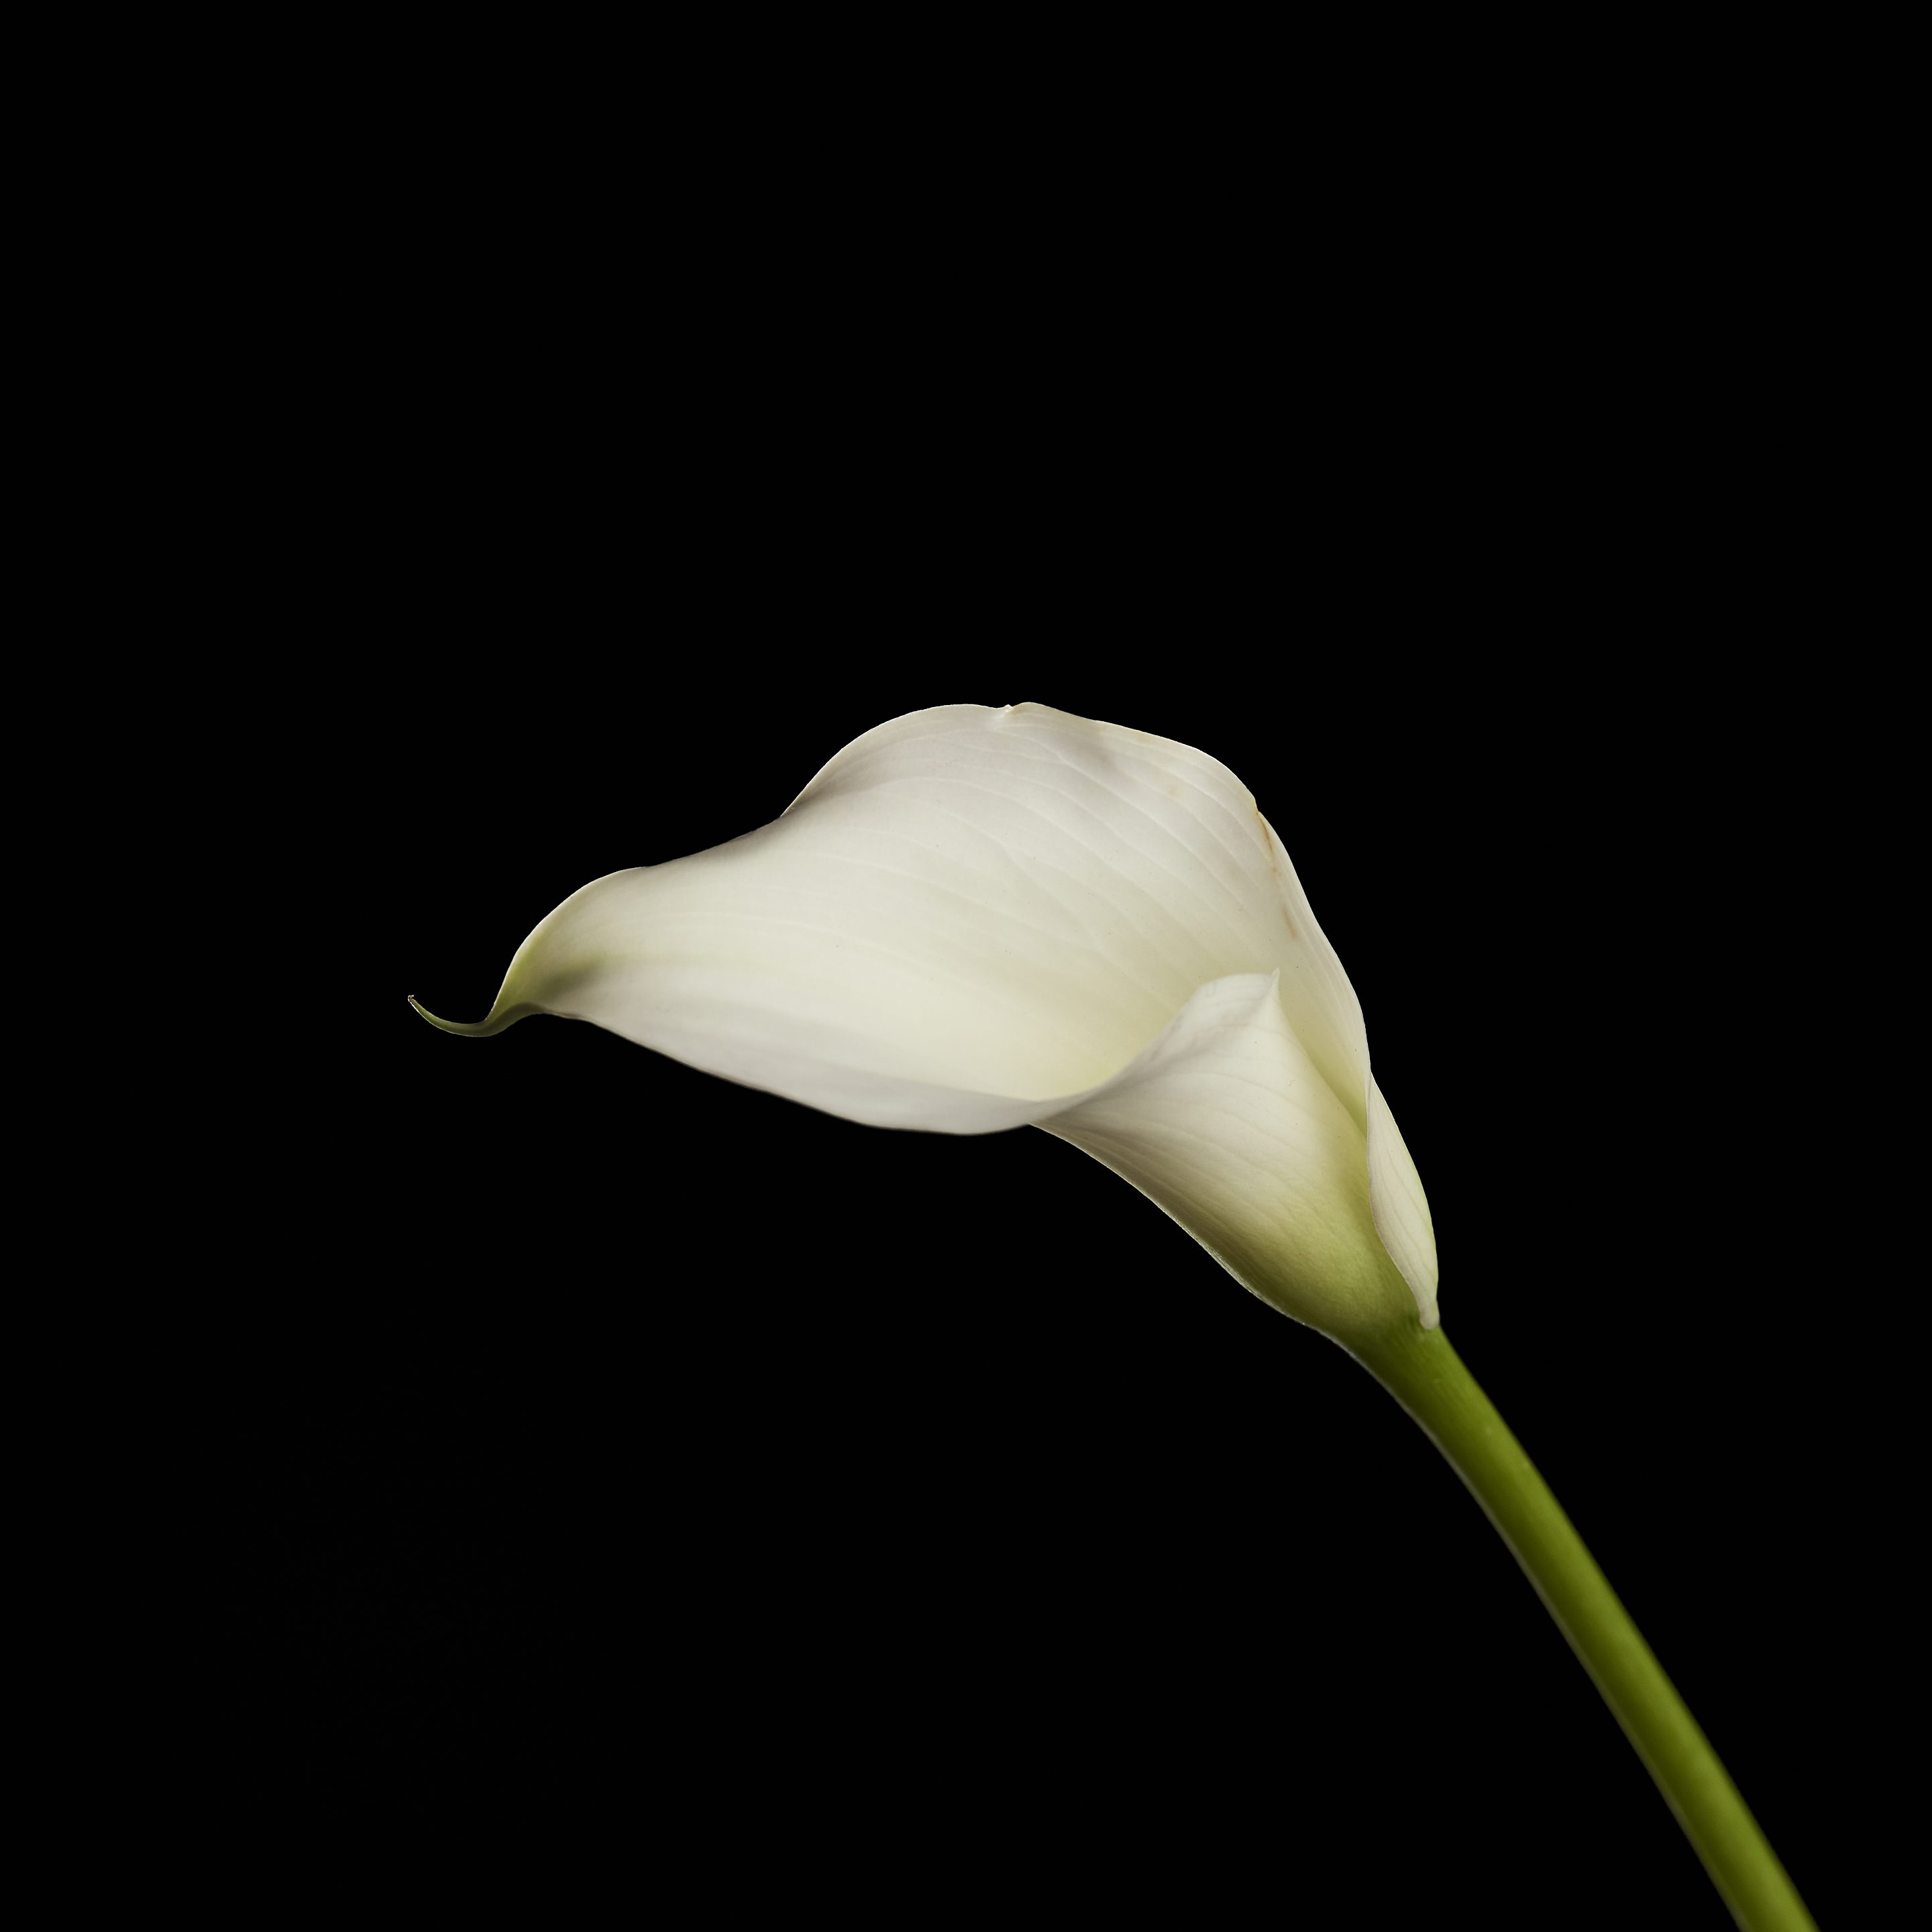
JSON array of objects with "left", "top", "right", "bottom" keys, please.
[{"left": 1366, "top": 1071, "right": 1440, "bottom": 1328}]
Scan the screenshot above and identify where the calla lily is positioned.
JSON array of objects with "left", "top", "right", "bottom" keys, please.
[
  {"left": 411, "top": 701, "right": 1816, "bottom": 1932},
  {"left": 411, "top": 702, "right": 1437, "bottom": 1351}
]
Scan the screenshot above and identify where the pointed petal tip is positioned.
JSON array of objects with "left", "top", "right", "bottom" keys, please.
[{"left": 408, "top": 994, "right": 500, "bottom": 1037}]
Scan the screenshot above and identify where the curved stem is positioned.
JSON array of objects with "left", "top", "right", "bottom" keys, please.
[{"left": 1348, "top": 1320, "right": 1815, "bottom": 1932}]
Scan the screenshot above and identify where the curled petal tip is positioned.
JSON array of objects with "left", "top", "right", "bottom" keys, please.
[{"left": 409, "top": 994, "right": 506, "bottom": 1037}]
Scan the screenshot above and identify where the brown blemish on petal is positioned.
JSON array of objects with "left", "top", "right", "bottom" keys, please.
[{"left": 1256, "top": 804, "right": 1300, "bottom": 940}]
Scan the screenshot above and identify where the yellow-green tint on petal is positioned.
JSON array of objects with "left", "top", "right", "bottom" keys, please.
[
  {"left": 1366, "top": 1071, "right": 1440, "bottom": 1326},
  {"left": 1042, "top": 974, "right": 1418, "bottom": 1345}
]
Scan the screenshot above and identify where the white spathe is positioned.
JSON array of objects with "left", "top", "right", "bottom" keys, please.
[{"left": 413, "top": 703, "right": 1439, "bottom": 1340}]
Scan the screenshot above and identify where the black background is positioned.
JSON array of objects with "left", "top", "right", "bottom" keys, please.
[{"left": 235, "top": 30, "right": 1896, "bottom": 1926}]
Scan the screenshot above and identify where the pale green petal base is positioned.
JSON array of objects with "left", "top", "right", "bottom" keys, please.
[{"left": 1350, "top": 1319, "right": 1816, "bottom": 1932}]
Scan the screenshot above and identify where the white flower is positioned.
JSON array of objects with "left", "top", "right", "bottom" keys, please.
[{"left": 413, "top": 704, "right": 1438, "bottom": 1346}]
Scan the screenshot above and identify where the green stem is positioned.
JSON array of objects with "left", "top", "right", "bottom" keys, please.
[{"left": 1348, "top": 1320, "right": 1815, "bottom": 1932}]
